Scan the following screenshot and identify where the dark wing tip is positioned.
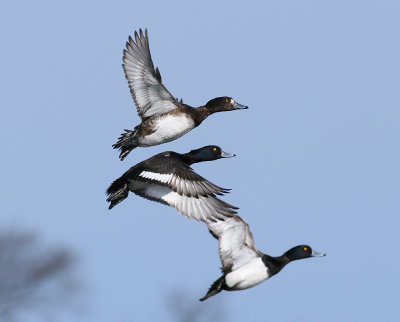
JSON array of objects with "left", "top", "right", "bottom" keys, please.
[
  {"left": 208, "top": 229, "right": 219, "bottom": 240},
  {"left": 155, "top": 67, "right": 162, "bottom": 82},
  {"left": 199, "top": 275, "right": 225, "bottom": 302}
]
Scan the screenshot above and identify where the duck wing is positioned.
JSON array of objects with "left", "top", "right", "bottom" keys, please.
[
  {"left": 123, "top": 29, "right": 179, "bottom": 120},
  {"left": 206, "top": 215, "right": 262, "bottom": 272},
  {"left": 127, "top": 155, "right": 238, "bottom": 221}
]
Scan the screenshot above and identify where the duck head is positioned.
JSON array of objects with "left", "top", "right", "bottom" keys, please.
[
  {"left": 186, "top": 145, "right": 236, "bottom": 163},
  {"left": 284, "top": 245, "right": 326, "bottom": 262},
  {"left": 205, "top": 97, "right": 248, "bottom": 113}
]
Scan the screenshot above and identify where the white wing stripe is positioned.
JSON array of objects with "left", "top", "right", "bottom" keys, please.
[
  {"left": 131, "top": 165, "right": 235, "bottom": 221},
  {"left": 139, "top": 171, "right": 173, "bottom": 183}
]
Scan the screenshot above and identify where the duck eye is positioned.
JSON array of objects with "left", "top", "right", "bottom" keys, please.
[
  {"left": 212, "top": 147, "right": 217, "bottom": 151},
  {"left": 303, "top": 247, "right": 308, "bottom": 251},
  {"left": 225, "top": 98, "right": 229, "bottom": 103}
]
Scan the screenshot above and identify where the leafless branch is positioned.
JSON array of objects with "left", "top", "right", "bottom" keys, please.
[{"left": 0, "top": 229, "right": 81, "bottom": 321}]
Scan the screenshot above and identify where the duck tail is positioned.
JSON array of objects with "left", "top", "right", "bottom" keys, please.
[
  {"left": 199, "top": 274, "right": 226, "bottom": 302},
  {"left": 106, "top": 177, "right": 129, "bottom": 210},
  {"left": 112, "top": 129, "right": 138, "bottom": 161}
]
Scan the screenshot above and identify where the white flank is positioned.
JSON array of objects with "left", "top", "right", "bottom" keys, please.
[
  {"left": 139, "top": 114, "right": 195, "bottom": 146},
  {"left": 225, "top": 258, "right": 269, "bottom": 290},
  {"left": 139, "top": 171, "right": 173, "bottom": 183}
]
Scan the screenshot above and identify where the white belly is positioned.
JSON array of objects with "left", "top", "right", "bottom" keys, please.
[
  {"left": 225, "top": 258, "right": 270, "bottom": 290},
  {"left": 139, "top": 114, "right": 195, "bottom": 146}
]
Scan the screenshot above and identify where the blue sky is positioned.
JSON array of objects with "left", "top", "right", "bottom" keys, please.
[{"left": 1, "top": 0, "right": 399, "bottom": 321}]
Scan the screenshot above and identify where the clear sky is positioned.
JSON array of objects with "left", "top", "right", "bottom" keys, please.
[{"left": 1, "top": 0, "right": 399, "bottom": 321}]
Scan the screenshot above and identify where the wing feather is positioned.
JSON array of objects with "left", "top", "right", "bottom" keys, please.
[
  {"left": 123, "top": 29, "right": 179, "bottom": 119},
  {"left": 206, "top": 215, "right": 262, "bottom": 272},
  {"left": 118, "top": 154, "right": 237, "bottom": 222}
]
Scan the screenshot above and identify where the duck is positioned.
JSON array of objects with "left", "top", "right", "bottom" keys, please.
[
  {"left": 106, "top": 145, "right": 239, "bottom": 222},
  {"left": 200, "top": 215, "right": 325, "bottom": 301},
  {"left": 113, "top": 29, "right": 248, "bottom": 160}
]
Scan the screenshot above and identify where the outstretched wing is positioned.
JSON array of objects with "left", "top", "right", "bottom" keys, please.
[
  {"left": 123, "top": 29, "right": 179, "bottom": 119},
  {"left": 206, "top": 215, "right": 262, "bottom": 272},
  {"left": 127, "top": 157, "right": 238, "bottom": 222}
]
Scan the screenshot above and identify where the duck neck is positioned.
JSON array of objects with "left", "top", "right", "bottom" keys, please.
[
  {"left": 192, "top": 106, "right": 212, "bottom": 126},
  {"left": 262, "top": 254, "right": 290, "bottom": 277}
]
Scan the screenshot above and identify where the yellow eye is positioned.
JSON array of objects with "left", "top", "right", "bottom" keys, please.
[
  {"left": 225, "top": 99, "right": 229, "bottom": 103},
  {"left": 212, "top": 147, "right": 217, "bottom": 151},
  {"left": 303, "top": 247, "right": 308, "bottom": 251}
]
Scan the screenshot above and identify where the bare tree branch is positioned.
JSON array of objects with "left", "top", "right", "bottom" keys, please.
[
  {"left": 165, "top": 289, "right": 227, "bottom": 322},
  {"left": 0, "top": 229, "right": 81, "bottom": 321}
]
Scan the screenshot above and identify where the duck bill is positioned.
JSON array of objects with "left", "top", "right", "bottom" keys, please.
[
  {"left": 220, "top": 150, "right": 236, "bottom": 158},
  {"left": 311, "top": 250, "right": 326, "bottom": 257},
  {"left": 232, "top": 101, "right": 248, "bottom": 110}
]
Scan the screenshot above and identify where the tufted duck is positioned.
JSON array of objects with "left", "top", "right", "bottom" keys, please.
[
  {"left": 200, "top": 215, "right": 325, "bottom": 301},
  {"left": 113, "top": 29, "right": 248, "bottom": 160},
  {"left": 107, "top": 145, "right": 238, "bottom": 221}
]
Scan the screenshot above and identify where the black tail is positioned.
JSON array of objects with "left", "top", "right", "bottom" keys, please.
[
  {"left": 106, "top": 177, "right": 129, "bottom": 210},
  {"left": 199, "top": 275, "right": 226, "bottom": 302},
  {"left": 112, "top": 129, "right": 138, "bottom": 161}
]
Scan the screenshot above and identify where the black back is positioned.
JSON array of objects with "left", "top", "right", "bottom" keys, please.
[{"left": 107, "top": 146, "right": 227, "bottom": 197}]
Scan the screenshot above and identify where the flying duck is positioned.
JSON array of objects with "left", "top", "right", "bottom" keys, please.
[
  {"left": 113, "top": 29, "right": 248, "bottom": 160},
  {"left": 200, "top": 215, "right": 325, "bottom": 301},
  {"left": 106, "top": 145, "right": 238, "bottom": 221}
]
